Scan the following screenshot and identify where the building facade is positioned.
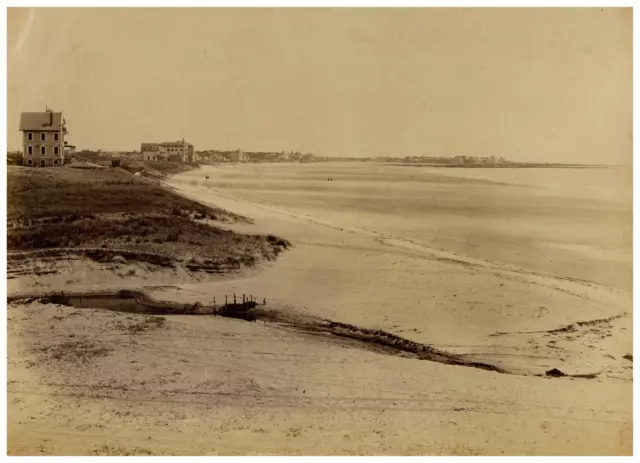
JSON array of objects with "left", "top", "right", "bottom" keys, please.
[
  {"left": 160, "top": 139, "right": 195, "bottom": 164},
  {"left": 140, "top": 139, "right": 196, "bottom": 164},
  {"left": 20, "top": 108, "right": 67, "bottom": 167},
  {"left": 140, "top": 143, "right": 161, "bottom": 161},
  {"left": 230, "top": 149, "right": 245, "bottom": 162}
]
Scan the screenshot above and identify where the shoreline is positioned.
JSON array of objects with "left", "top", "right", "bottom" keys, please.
[
  {"left": 384, "top": 163, "right": 612, "bottom": 169},
  {"left": 163, "top": 166, "right": 632, "bottom": 377}
]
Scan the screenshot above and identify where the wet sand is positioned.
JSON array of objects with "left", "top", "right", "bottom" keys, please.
[
  {"left": 163, "top": 163, "right": 632, "bottom": 377},
  {"left": 172, "top": 163, "right": 632, "bottom": 290}
]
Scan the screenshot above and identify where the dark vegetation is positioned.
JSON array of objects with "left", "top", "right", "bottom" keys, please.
[
  {"left": 7, "top": 167, "right": 237, "bottom": 222},
  {"left": 120, "top": 159, "right": 193, "bottom": 176},
  {"left": 114, "top": 315, "right": 166, "bottom": 335},
  {"left": 7, "top": 166, "right": 290, "bottom": 271},
  {"left": 33, "top": 339, "right": 113, "bottom": 365},
  {"left": 90, "top": 445, "right": 154, "bottom": 456}
]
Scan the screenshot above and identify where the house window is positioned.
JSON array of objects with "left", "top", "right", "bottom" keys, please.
[
  {"left": 53, "top": 160, "right": 58, "bottom": 165},
  {"left": 27, "top": 146, "right": 33, "bottom": 155},
  {"left": 27, "top": 159, "right": 33, "bottom": 165},
  {"left": 27, "top": 132, "right": 33, "bottom": 141},
  {"left": 54, "top": 133, "right": 59, "bottom": 141},
  {"left": 41, "top": 133, "right": 46, "bottom": 141},
  {"left": 54, "top": 146, "right": 59, "bottom": 155},
  {"left": 41, "top": 146, "right": 46, "bottom": 155}
]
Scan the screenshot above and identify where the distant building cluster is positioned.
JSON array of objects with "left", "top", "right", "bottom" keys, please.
[
  {"left": 16, "top": 110, "right": 509, "bottom": 168},
  {"left": 451, "top": 155, "right": 506, "bottom": 164},
  {"left": 400, "top": 155, "right": 507, "bottom": 165},
  {"left": 138, "top": 139, "right": 196, "bottom": 164},
  {"left": 196, "top": 150, "right": 319, "bottom": 164},
  {"left": 16, "top": 108, "right": 202, "bottom": 167},
  {"left": 14, "top": 110, "right": 322, "bottom": 167}
]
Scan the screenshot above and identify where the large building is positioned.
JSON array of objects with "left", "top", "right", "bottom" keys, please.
[
  {"left": 140, "top": 139, "right": 196, "bottom": 164},
  {"left": 140, "top": 143, "right": 161, "bottom": 161},
  {"left": 161, "top": 140, "right": 196, "bottom": 163},
  {"left": 19, "top": 108, "right": 67, "bottom": 167}
]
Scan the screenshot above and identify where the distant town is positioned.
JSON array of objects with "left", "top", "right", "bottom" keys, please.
[{"left": 9, "top": 108, "right": 604, "bottom": 169}]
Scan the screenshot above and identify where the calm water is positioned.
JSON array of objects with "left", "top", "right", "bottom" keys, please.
[
  {"left": 417, "top": 165, "right": 632, "bottom": 204},
  {"left": 201, "top": 163, "right": 632, "bottom": 290}
]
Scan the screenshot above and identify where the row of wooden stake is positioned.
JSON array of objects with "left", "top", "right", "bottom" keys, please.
[{"left": 210, "top": 294, "right": 266, "bottom": 307}]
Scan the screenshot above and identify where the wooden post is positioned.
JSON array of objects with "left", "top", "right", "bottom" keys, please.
[
  {"left": 225, "top": 295, "right": 228, "bottom": 305},
  {"left": 234, "top": 294, "right": 236, "bottom": 304}
]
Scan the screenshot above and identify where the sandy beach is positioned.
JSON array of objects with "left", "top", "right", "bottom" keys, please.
[
  {"left": 163, "top": 163, "right": 632, "bottom": 376},
  {"left": 8, "top": 162, "right": 631, "bottom": 455}
]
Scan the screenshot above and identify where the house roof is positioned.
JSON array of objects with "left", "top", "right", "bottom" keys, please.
[
  {"left": 141, "top": 143, "right": 160, "bottom": 151},
  {"left": 20, "top": 111, "right": 64, "bottom": 131},
  {"left": 160, "top": 140, "right": 193, "bottom": 147}
]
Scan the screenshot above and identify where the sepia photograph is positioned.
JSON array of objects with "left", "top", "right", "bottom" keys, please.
[{"left": 4, "top": 4, "right": 634, "bottom": 456}]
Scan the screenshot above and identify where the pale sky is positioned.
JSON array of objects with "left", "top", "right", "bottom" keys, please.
[{"left": 7, "top": 8, "right": 632, "bottom": 163}]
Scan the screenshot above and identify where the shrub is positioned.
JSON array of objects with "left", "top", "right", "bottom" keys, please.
[
  {"left": 40, "top": 291, "right": 71, "bottom": 306},
  {"left": 178, "top": 301, "right": 203, "bottom": 314}
]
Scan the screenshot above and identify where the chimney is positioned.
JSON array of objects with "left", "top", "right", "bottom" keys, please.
[{"left": 45, "top": 106, "right": 53, "bottom": 126}]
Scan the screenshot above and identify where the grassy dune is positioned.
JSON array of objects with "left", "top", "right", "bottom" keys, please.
[
  {"left": 120, "top": 160, "right": 195, "bottom": 178},
  {"left": 7, "top": 166, "right": 290, "bottom": 272}
]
